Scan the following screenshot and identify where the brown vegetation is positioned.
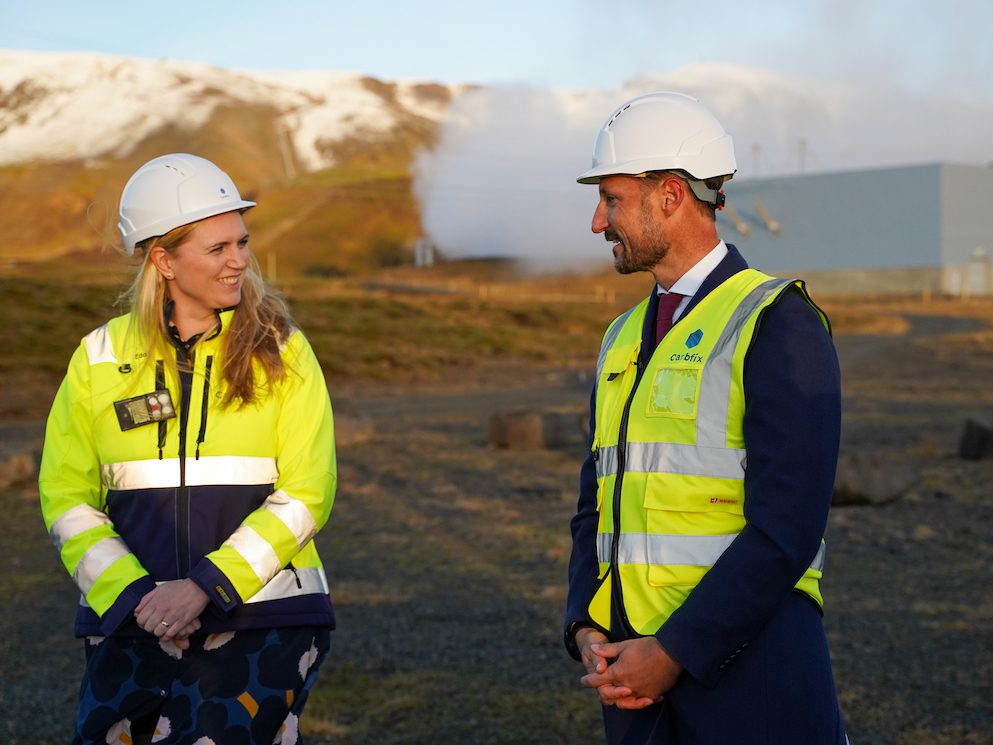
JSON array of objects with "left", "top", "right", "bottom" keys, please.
[
  {"left": 0, "top": 102, "right": 430, "bottom": 271},
  {"left": 2, "top": 262, "right": 992, "bottom": 743}
]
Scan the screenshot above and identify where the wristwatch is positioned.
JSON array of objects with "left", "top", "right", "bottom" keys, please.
[{"left": 564, "top": 620, "right": 594, "bottom": 661}]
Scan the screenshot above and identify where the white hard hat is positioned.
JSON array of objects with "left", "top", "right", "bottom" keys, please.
[
  {"left": 577, "top": 92, "right": 736, "bottom": 203},
  {"left": 118, "top": 153, "right": 256, "bottom": 255}
]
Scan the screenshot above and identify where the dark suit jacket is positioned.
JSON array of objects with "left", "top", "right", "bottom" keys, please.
[{"left": 565, "top": 245, "right": 844, "bottom": 737}]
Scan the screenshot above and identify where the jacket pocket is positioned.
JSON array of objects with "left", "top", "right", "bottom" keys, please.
[{"left": 644, "top": 366, "right": 700, "bottom": 419}]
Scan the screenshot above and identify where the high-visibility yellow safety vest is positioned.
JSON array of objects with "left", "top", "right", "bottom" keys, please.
[
  {"left": 587, "top": 269, "right": 829, "bottom": 636},
  {"left": 39, "top": 310, "right": 336, "bottom": 634}
]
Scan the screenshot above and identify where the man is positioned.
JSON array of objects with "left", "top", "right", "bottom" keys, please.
[{"left": 564, "top": 92, "right": 848, "bottom": 744}]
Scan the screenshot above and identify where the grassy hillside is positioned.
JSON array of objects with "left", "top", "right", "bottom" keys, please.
[
  {"left": 0, "top": 100, "right": 436, "bottom": 274},
  {"left": 249, "top": 166, "right": 422, "bottom": 276},
  {"left": 0, "top": 247, "right": 945, "bottom": 423},
  {"left": 0, "top": 262, "right": 644, "bottom": 419}
]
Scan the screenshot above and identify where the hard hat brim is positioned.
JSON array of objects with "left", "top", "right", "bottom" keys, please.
[
  {"left": 576, "top": 158, "right": 671, "bottom": 184},
  {"left": 576, "top": 159, "right": 735, "bottom": 185},
  {"left": 122, "top": 200, "right": 256, "bottom": 254}
]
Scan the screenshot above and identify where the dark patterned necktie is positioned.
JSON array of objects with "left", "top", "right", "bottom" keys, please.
[{"left": 655, "top": 292, "right": 686, "bottom": 347}]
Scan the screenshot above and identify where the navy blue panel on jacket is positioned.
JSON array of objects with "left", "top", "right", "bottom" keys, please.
[
  {"left": 105, "top": 484, "right": 273, "bottom": 580},
  {"left": 565, "top": 245, "right": 846, "bottom": 743}
]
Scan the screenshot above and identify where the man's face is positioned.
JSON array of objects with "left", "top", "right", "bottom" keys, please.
[{"left": 591, "top": 175, "right": 668, "bottom": 275}]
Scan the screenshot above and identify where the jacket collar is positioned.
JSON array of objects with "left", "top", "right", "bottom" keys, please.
[
  {"left": 163, "top": 299, "right": 237, "bottom": 349},
  {"left": 640, "top": 243, "right": 749, "bottom": 357},
  {"left": 682, "top": 243, "right": 748, "bottom": 319}
]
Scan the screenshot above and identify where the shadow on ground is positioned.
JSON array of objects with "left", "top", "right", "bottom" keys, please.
[{"left": 2, "top": 308, "right": 992, "bottom": 744}]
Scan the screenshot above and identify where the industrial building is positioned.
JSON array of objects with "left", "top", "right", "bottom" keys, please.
[{"left": 719, "top": 163, "right": 993, "bottom": 295}]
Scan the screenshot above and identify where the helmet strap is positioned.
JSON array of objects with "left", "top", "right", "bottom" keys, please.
[{"left": 686, "top": 178, "right": 725, "bottom": 208}]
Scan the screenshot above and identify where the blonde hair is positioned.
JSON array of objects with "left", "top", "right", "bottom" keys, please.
[{"left": 124, "top": 216, "right": 294, "bottom": 407}]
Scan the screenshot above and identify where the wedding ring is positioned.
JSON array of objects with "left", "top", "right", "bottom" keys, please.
[{"left": 160, "top": 621, "right": 170, "bottom": 628}]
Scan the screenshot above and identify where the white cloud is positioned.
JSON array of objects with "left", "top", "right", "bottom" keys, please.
[{"left": 414, "top": 64, "right": 993, "bottom": 264}]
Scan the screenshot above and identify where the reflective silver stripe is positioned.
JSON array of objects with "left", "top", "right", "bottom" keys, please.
[
  {"left": 50, "top": 504, "right": 113, "bottom": 551},
  {"left": 186, "top": 457, "right": 278, "bottom": 488},
  {"left": 596, "top": 442, "right": 745, "bottom": 480},
  {"left": 225, "top": 526, "right": 282, "bottom": 584},
  {"left": 73, "top": 536, "right": 131, "bottom": 594},
  {"left": 598, "top": 532, "right": 736, "bottom": 566},
  {"left": 263, "top": 489, "right": 317, "bottom": 549},
  {"left": 83, "top": 323, "right": 117, "bottom": 365},
  {"left": 76, "top": 566, "right": 329, "bottom": 608},
  {"left": 596, "top": 533, "right": 608, "bottom": 564},
  {"left": 595, "top": 445, "right": 617, "bottom": 480},
  {"left": 643, "top": 533, "right": 735, "bottom": 565},
  {"left": 246, "top": 566, "right": 329, "bottom": 604},
  {"left": 102, "top": 460, "right": 180, "bottom": 490},
  {"left": 811, "top": 541, "right": 826, "bottom": 572},
  {"left": 696, "top": 278, "right": 793, "bottom": 448},
  {"left": 102, "top": 456, "right": 278, "bottom": 491},
  {"left": 595, "top": 305, "right": 639, "bottom": 382},
  {"left": 628, "top": 442, "right": 745, "bottom": 479},
  {"left": 594, "top": 278, "right": 792, "bottom": 470},
  {"left": 597, "top": 531, "right": 825, "bottom": 573}
]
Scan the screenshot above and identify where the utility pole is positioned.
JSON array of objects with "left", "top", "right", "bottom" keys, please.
[{"left": 278, "top": 120, "right": 296, "bottom": 180}]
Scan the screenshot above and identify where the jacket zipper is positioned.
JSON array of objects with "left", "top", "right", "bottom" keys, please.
[
  {"left": 176, "top": 350, "right": 195, "bottom": 577},
  {"left": 288, "top": 563, "right": 303, "bottom": 589},
  {"left": 609, "top": 354, "right": 648, "bottom": 637},
  {"left": 195, "top": 356, "right": 212, "bottom": 460},
  {"left": 155, "top": 361, "right": 167, "bottom": 460}
]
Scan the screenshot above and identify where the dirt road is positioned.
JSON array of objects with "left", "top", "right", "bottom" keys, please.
[{"left": 2, "top": 310, "right": 992, "bottom": 744}]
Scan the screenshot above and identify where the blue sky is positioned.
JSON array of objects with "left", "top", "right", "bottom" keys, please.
[{"left": 2, "top": 0, "right": 991, "bottom": 101}]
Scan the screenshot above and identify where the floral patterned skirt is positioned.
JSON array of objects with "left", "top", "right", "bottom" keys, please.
[{"left": 72, "top": 626, "right": 331, "bottom": 745}]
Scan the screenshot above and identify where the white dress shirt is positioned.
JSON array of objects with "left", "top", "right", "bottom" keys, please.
[{"left": 657, "top": 241, "right": 729, "bottom": 322}]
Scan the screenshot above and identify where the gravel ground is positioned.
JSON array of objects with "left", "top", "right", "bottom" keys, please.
[
  {"left": 825, "top": 313, "right": 993, "bottom": 745},
  {"left": 2, "top": 313, "right": 992, "bottom": 744}
]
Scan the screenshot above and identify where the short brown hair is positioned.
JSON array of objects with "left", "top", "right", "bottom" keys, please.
[{"left": 640, "top": 170, "right": 726, "bottom": 221}]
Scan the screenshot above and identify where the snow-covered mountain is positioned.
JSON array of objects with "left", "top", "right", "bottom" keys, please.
[
  {"left": 0, "top": 50, "right": 459, "bottom": 169},
  {"left": 4, "top": 49, "right": 991, "bottom": 177},
  {"left": 0, "top": 50, "right": 462, "bottom": 266},
  {"left": 3, "top": 49, "right": 991, "bottom": 268}
]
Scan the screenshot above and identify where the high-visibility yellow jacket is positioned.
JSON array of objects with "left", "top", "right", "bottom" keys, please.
[
  {"left": 586, "top": 269, "right": 827, "bottom": 635},
  {"left": 39, "top": 309, "right": 336, "bottom": 637}
]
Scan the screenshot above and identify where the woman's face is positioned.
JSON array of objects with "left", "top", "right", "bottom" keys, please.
[{"left": 161, "top": 211, "right": 250, "bottom": 320}]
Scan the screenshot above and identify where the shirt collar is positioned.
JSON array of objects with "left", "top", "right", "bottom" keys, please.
[
  {"left": 657, "top": 240, "right": 728, "bottom": 297},
  {"left": 162, "top": 299, "right": 234, "bottom": 346}
]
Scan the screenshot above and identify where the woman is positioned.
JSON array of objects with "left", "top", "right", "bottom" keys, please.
[{"left": 39, "top": 153, "right": 337, "bottom": 745}]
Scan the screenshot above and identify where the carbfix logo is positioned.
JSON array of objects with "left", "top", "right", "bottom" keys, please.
[
  {"left": 669, "top": 329, "right": 706, "bottom": 363},
  {"left": 219, "top": 187, "right": 229, "bottom": 198}
]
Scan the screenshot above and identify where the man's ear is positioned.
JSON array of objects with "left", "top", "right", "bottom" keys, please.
[{"left": 656, "top": 175, "right": 686, "bottom": 215}]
